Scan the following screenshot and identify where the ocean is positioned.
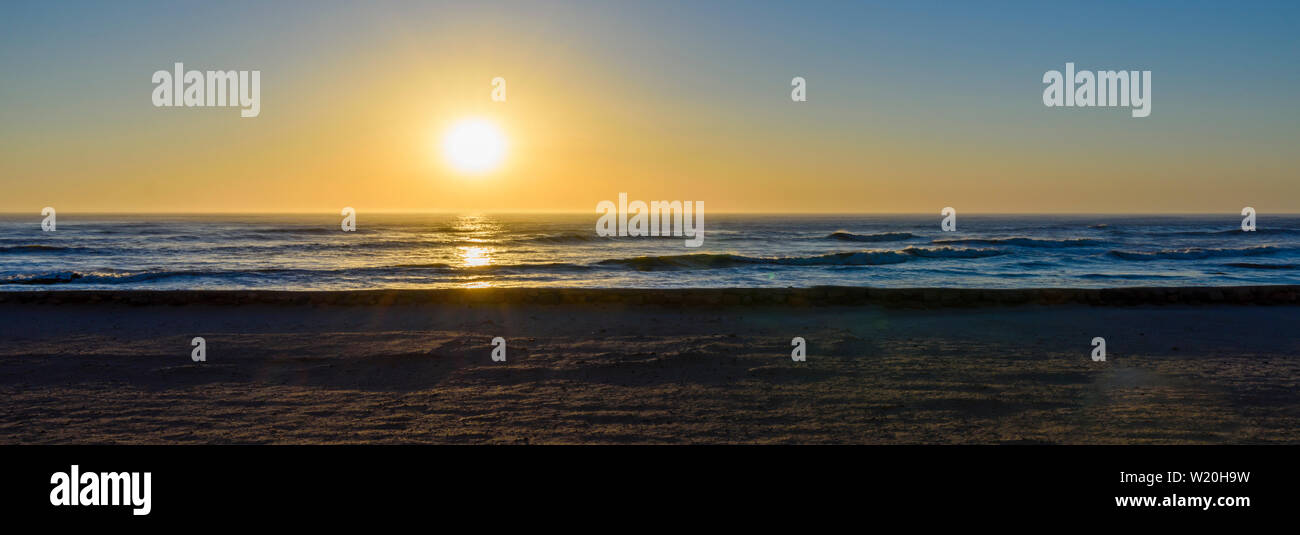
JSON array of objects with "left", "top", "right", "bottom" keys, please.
[{"left": 2, "top": 214, "right": 1298, "bottom": 290}]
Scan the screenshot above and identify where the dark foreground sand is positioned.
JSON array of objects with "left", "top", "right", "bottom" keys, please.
[{"left": 1, "top": 288, "right": 1298, "bottom": 444}]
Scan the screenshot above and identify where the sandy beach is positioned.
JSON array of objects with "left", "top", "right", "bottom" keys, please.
[{"left": 1, "top": 287, "right": 1298, "bottom": 444}]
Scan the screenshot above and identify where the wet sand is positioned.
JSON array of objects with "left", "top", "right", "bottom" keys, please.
[{"left": 1, "top": 288, "right": 1298, "bottom": 444}]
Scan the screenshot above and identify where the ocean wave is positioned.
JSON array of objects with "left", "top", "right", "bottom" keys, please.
[
  {"left": 775, "top": 251, "right": 913, "bottom": 266},
  {"left": 931, "top": 237, "right": 1103, "bottom": 248},
  {"left": 0, "top": 271, "right": 180, "bottom": 285},
  {"left": 247, "top": 227, "right": 340, "bottom": 235},
  {"left": 192, "top": 233, "right": 610, "bottom": 251},
  {"left": 0, "top": 267, "right": 357, "bottom": 285},
  {"left": 0, "top": 262, "right": 598, "bottom": 285},
  {"left": 386, "top": 263, "right": 455, "bottom": 269},
  {"left": 0, "top": 245, "right": 89, "bottom": 254},
  {"left": 899, "top": 246, "right": 1006, "bottom": 259},
  {"left": 1078, "top": 273, "right": 1188, "bottom": 280},
  {"left": 1108, "top": 246, "right": 1283, "bottom": 261},
  {"left": 202, "top": 240, "right": 461, "bottom": 253},
  {"left": 0, "top": 271, "right": 86, "bottom": 284},
  {"left": 1224, "top": 262, "right": 1298, "bottom": 270},
  {"left": 826, "top": 231, "right": 914, "bottom": 242},
  {"left": 514, "top": 232, "right": 601, "bottom": 244},
  {"left": 1101, "top": 228, "right": 1300, "bottom": 237},
  {"left": 506, "top": 232, "right": 688, "bottom": 245},
  {"left": 595, "top": 253, "right": 764, "bottom": 270},
  {"left": 594, "top": 247, "right": 1003, "bottom": 271},
  {"left": 1166, "top": 228, "right": 1300, "bottom": 236},
  {"left": 425, "top": 262, "right": 591, "bottom": 273}
]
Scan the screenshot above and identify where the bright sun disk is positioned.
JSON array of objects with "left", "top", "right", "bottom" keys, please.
[{"left": 442, "top": 119, "right": 506, "bottom": 174}]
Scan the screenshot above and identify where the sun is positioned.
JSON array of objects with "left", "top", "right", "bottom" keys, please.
[{"left": 442, "top": 118, "right": 506, "bottom": 174}]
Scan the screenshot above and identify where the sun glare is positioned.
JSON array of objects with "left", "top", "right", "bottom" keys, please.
[
  {"left": 458, "top": 246, "right": 493, "bottom": 267},
  {"left": 442, "top": 119, "right": 506, "bottom": 174}
]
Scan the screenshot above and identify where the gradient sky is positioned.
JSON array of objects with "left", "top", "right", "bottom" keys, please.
[{"left": 1, "top": 0, "right": 1297, "bottom": 213}]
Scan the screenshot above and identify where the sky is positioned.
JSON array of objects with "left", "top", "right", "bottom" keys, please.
[{"left": 1, "top": 0, "right": 1297, "bottom": 213}]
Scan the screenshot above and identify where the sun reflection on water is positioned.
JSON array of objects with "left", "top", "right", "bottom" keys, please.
[
  {"left": 450, "top": 215, "right": 502, "bottom": 287},
  {"left": 458, "top": 246, "right": 493, "bottom": 267}
]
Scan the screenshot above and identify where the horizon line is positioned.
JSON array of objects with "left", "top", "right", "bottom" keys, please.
[{"left": 3, "top": 211, "right": 1298, "bottom": 216}]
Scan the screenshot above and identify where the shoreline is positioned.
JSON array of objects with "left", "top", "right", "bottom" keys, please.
[{"left": 0, "top": 285, "right": 1297, "bottom": 307}]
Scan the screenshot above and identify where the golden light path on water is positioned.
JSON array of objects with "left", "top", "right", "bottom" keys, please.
[{"left": 452, "top": 215, "right": 498, "bottom": 287}]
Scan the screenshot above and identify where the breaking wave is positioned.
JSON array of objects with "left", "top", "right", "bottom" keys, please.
[
  {"left": 595, "top": 247, "right": 1004, "bottom": 271},
  {"left": 931, "top": 237, "right": 1104, "bottom": 248},
  {"left": 826, "top": 231, "right": 914, "bottom": 242},
  {"left": 1108, "top": 246, "right": 1283, "bottom": 261}
]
